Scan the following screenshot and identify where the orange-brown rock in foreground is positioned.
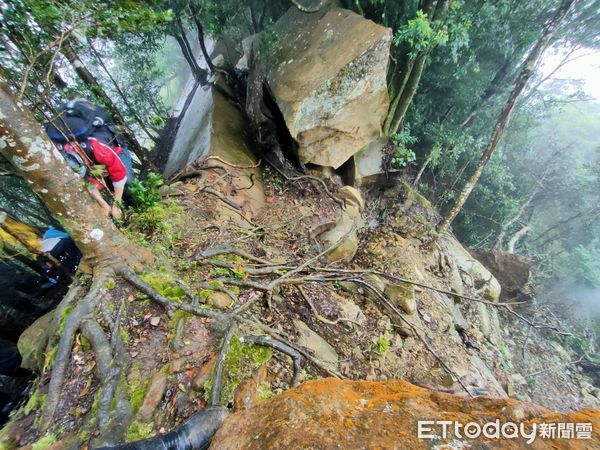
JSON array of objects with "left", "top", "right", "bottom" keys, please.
[{"left": 210, "top": 378, "right": 600, "bottom": 449}]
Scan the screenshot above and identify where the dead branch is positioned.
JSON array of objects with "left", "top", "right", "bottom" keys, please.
[
  {"left": 196, "top": 246, "right": 271, "bottom": 265},
  {"left": 525, "top": 356, "right": 584, "bottom": 378},
  {"left": 283, "top": 173, "right": 345, "bottom": 209},
  {"left": 204, "top": 156, "right": 262, "bottom": 169}
]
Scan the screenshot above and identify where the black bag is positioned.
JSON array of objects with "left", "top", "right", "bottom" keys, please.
[
  {"left": 45, "top": 99, "right": 126, "bottom": 178},
  {"left": 45, "top": 99, "right": 111, "bottom": 143}
]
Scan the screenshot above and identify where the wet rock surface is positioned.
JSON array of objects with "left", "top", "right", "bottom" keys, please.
[
  {"left": 210, "top": 378, "right": 600, "bottom": 449},
  {"left": 267, "top": 8, "right": 391, "bottom": 169}
]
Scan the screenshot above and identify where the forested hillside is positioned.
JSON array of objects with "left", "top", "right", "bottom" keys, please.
[{"left": 0, "top": 0, "right": 599, "bottom": 448}]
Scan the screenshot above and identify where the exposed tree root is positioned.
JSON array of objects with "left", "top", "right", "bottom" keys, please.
[
  {"left": 41, "top": 271, "right": 110, "bottom": 431},
  {"left": 241, "top": 335, "right": 304, "bottom": 387},
  {"left": 211, "top": 324, "right": 236, "bottom": 406},
  {"left": 118, "top": 267, "right": 228, "bottom": 321}
]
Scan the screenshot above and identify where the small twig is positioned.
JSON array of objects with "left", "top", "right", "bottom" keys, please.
[
  {"left": 202, "top": 187, "right": 242, "bottom": 210},
  {"left": 205, "top": 156, "right": 262, "bottom": 169},
  {"left": 525, "top": 356, "right": 584, "bottom": 379},
  {"left": 351, "top": 277, "right": 475, "bottom": 398},
  {"left": 284, "top": 173, "right": 345, "bottom": 208},
  {"left": 297, "top": 285, "right": 360, "bottom": 326},
  {"left": 211, "top": 324, "right": 236, "bottom": 406}
]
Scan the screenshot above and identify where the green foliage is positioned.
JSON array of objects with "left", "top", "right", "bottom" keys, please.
[
  {"left": 31, "top": 433, "right": 57, "bottom": 450},
  {"left": 126, "top": 421, "right": 154, "bottom": 442},
  {"left": 393, "top": 10, "right": 448, "bottom": 58},
  {"left": 128, "top": 173, "right": 164, "bottom": 211},
  {"left": 22, "top": 389, "right": 46, "bottom": 416},
  {"left": 374, "top": 336, "right": 390, "bottom": 356},
  {"left": 127, "top": 201, "right": 183, "bottom": 244},
  {"left": 140, "top": 269, "right": 186, "bottom": 302},
  {"left": 498, "top": 340, "right": 513, "bottom": 371},
  {"left": 257, "top": 381, "right": 274, "bottom": 400},
  {"left": 205, "top": 335, "right": 272, "bottom": 405},
  {"left": 565, "top": 334, "right": 593, "bottom": 356},
  {"left": 258, "top": 22, "right": 282, "bottom": 66},
  {"left": 391, "top": 124, "right": 418, "bottom": 168}
]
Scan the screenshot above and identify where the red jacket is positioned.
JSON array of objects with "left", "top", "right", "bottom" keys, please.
[{"left": 87, "top": 137, "right": 127, "bottom": 190}]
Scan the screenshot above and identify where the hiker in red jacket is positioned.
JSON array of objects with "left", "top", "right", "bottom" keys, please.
[
  {"left": 46, "top": 99, "right": 134, "bottom": 220},
  {"left": 85, "top": 136, "right": 129, "bottom": 219}
]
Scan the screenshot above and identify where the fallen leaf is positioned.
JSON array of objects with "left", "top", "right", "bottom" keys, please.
[{"left": 150, "top": 316, "right": 161, "bottom": 326}]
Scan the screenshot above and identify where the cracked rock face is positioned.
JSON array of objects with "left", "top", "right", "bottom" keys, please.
[{"left": 268, "top": 7, "right": 391, "bottom": 169}]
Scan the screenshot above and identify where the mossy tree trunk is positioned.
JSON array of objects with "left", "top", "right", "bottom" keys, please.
[
  {"left": 437, "top": 0, "right": 576, "bottom": 234},
  {"left": 0, "top": 81, "right": 148, "bottom": 270}
]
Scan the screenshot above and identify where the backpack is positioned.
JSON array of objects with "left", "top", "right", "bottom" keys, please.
[{"left": 45, "top": 99, "right": 127, "bottom": 179}]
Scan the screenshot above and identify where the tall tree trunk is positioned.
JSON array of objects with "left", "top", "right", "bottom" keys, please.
[
  {"left": 188, "top": 5, "right": 219, "bottom": 73},
  {"left": 437, "top": 0, "right": 575, "bottom": 234},
  {"left": 460, "top": 56, "right": 515, "bottom": 130},
  {"left": 60, "top": 41, "right": 156, "bottom": 171},
  {"left": 173, "top": 14, "right": 208, "bottom": 85},
  {"left": 493, "top": 189, "right": 537, "bottom": 251},
  {"left": 0, "top": 81, "right": 149, "bottom": 270},
  {"left": 383, "top": 0, "right": 450, "bottom": 136}
]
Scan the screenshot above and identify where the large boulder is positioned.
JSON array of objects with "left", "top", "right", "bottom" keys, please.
[
  {"left": 267, "top": 8, "right": 391, "bottom": 169},
  {"left": 17, "top": 311, "right": 53, "bottom": 372},
  {"left": 160, "top": 81, "right": 265, "bottom": 220},
  {"left": 318, "top": 187, "right": 364, "bottom": 262},
  {"left": 210, "top": 378, "right": 600, "bottom": 449}
]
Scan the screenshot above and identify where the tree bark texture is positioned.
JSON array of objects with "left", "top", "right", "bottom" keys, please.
[{"left": 0, "top": 81, "right": 149, "bottom": 269}]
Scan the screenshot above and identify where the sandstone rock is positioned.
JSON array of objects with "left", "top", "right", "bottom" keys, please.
[
  {"left": 234, "top": 365, "right": 268, "bottom": 412},
  {"left": 193, "top": 355, "right": 217, "bottom": 391},
  {"left": 207, "top": 292, "right": 234, "bottom": 309},
  {"left": 209, "top": 378, "right": 600, "bottom": 449},
  {"left": 335, "top": 295, "right": 367, "bottom": 326},
  {"left": 137, "top": 371, "right": 168, "bottom": 422},
  {"left": 320, "top": 210, "right": 360, "bottom": 263},
  {"left": 384, "top": 282, "right": 416, "bottom": 315},
  {"left": 168, "top": 358, "right": 186, "bottom": 374},
  {"left": 160, "top": 80, "right": 265, "bottom": 221},
  {"left": 362, "top": 273, "right": 387, "bottom": 301},
  {"left": 293, "top": 319, "right": 338, "bottom": 372},
  {"left": 441, "top": 234, "right": 501, "bottom": 302},
  {"left": 511, "top": 373, "right": 528, "bottom": 386},
  {"left": 17, "top": 311, "right": 53, "bottom": 372},
  {"left": 476, "top": 302, "right": 492, "bottom": 338},
  {"left": 267, "top": 8, "right": 391, "bottom": 169},
  {"left": 337, "top": 186, "right": 365, "bottom": 211},
  {"left": 351, "top": 137, "right": 387, "bottom": 186}
]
